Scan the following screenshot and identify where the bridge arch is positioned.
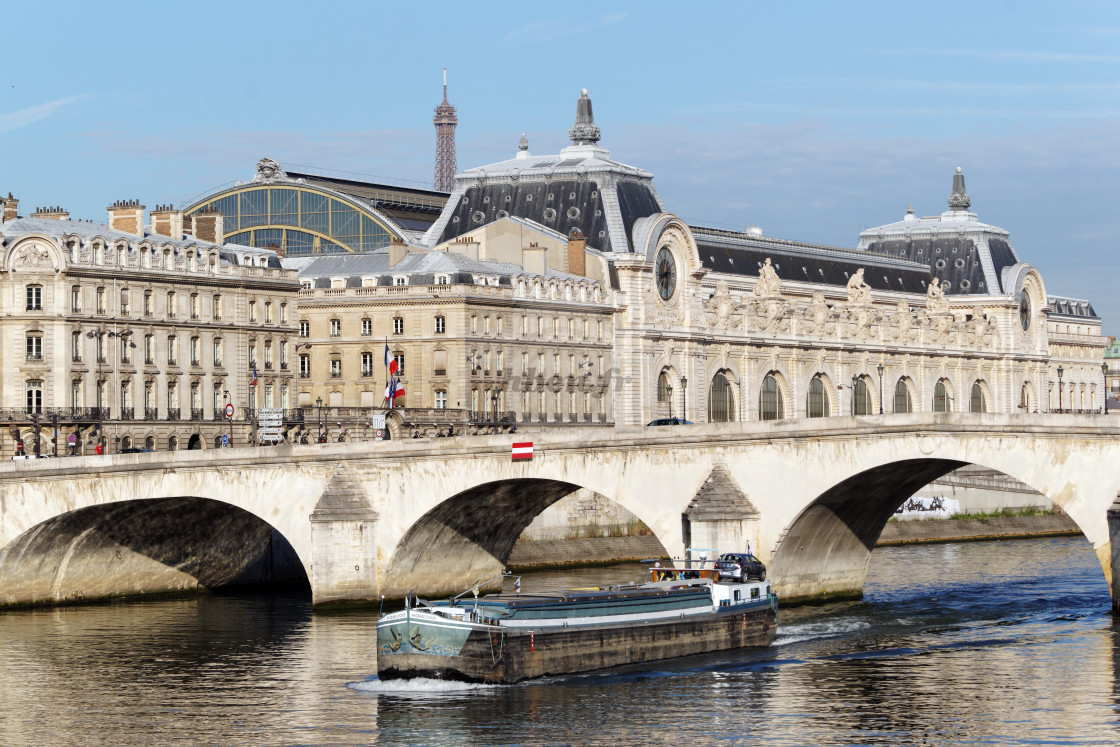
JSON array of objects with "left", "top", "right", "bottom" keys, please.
[
  {"left": 0, "top": 496, "right": 308, "bottom": 607},
  {"left": 380, "top": 477, "right": 671, "bottom": 599},
  {"left": 768, "top": 438, "right": 1101, "bottom": 606}
]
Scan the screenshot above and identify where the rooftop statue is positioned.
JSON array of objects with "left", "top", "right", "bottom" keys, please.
[
  {"left": 753, "top": 258, "right": 782, "bottom": 297},
  {"left": 947, "top": 166, "right": 971, "bottom": 211},
  {"left": 846, "top": 267, "right": 872, "bottom": 305},
  {"left": 927, "top": 277, "right": 950, "bottom": 314}
]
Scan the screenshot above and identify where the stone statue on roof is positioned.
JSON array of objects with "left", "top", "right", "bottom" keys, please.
[
  {"left": 947, "top": 166, "right": 971, "bottom": 211},
  {"left": 846, "top": 267, "right": 872, "bottom": 305},
  {"left": 927, "top": 277, "right": 950, "bottom": 314},
  {"left": 253, "top": 157, "right": 286, "bottom": 182},
  {"left": 753, "top": 258, "right": 782, "bottom": 297}
]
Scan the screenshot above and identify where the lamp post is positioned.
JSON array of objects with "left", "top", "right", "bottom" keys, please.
[
  {"left": 1104, "top": 362, "right": 1110, "bottom": 414},
  {"left": 1057, "top": 365, "right": 1064, "bottom": 413},
  {"left": 851, "top": 374, "right": 858, "bottom": 415},
  {"left": 876, "top": 363, "right": 885, "bottom": 415},
  {"left": 316, "top": 396, "right": 324, "bottom": 443},
  {"left": 667, "top": 383, "right": 674, "bottom": 421},
  {"left": 680, "top": 376, "right": 687, "bottom": 422},
  {"left": 491, "top": 391, "right": 499, "bottom": 423}
]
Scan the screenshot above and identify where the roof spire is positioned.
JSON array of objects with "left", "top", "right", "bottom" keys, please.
[
  {"left": 568, "top": 88, "right": 601, "bottom": 145},
  {"left": 947, "top": 166, "right": 971, "bottom": 211}
]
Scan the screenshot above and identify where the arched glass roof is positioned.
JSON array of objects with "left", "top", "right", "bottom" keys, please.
[{"left": 183, "top": 184, "right": 403, "bottom": 256}]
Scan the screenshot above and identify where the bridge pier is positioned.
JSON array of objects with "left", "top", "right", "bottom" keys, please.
[
  {"left": 309, "top": 466, "right": 381, "bottom": 607},
  {"left": 1107, "top": 497, "right": 1120, "bottom": 616}
]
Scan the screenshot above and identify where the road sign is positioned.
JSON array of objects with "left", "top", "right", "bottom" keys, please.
[
  {"left": 67, "top": 434, "right": 77, "bottom": 446},
  {"left": 371, "top": 413, "right": 387, "bottom": 429},
  {"left": 221, "top": 434, "right": 229, "bottom": 447},
  {"left": 257, "top": 417, "right": 283, "bottom": 427},
  {"left": 257, "top": 428, "right": 283, "bottom": 440},
  {"left": 374, "top": 428, "right": 384, "bottom": 440},
  {"left": 512, "top": 442, "right": 534, "bottom": 460},
  {"left": 224, "top": 403, "right": 235, "bottom": 418}
]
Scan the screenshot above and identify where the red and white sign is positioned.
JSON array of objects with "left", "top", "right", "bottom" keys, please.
[
  {"left": 224, "top": 403, "right": 235, "bottom": 418},
  {"left": 512, "top": 442, "right": 534, "bottom": 460}
]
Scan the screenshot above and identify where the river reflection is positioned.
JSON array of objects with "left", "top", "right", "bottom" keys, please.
[{"left": 1, "top": 537, "right": 1117, "bottom": 745}]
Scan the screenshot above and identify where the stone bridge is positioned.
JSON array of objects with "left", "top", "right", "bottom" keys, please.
[{"left": 1, "top": 413, "right": 1118, "bottom": 611}]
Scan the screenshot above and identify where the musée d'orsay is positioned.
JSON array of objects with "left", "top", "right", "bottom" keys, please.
[{"left": 0, "top": 88, "right": 1106, "bottom": 454}]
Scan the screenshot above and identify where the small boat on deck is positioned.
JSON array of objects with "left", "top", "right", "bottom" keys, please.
[{"left": 376, "top": 552, "right": 778, "bottom": 684}]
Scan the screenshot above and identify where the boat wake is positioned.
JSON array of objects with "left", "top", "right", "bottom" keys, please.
[
  {"left": 774, "top": 619, "right": 869, "bottom": 646},
  {"left": 347, "top": 677, "right": 499, "bottom": 695}
]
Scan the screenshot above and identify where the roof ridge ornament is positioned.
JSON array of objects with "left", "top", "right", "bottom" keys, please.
[
  {"left": 947, "top": 166, "right": 971, "bottom": 211},
  {"left": 253, "top": 157, "right": 287, "bottom": 183},
  {"left": 568, "top": 88, "right": 601, "bottom": 145},
  {"left": 519, "top": 133, "right": 529, "bottom": 151}
]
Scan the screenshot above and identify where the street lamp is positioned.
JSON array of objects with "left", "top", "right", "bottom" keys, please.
[
  {"left": 1104, "top": 362, "right": 1110, "bottom": 414},
  {"left": 491, "top": 391, "right": 499, "bottom": 423},
  {"left": 876, "top": 363, "right": 885, "bottom": 415},
  {"left": 667, "top": 382, "right": 674, "bottom": 421},
  {"left": 316, "top": 396, "right": 324, "bottom": 443},
  {"left": 1057, "top": 365, "right": 1064, "bottom": 413},
  {"left": 851, "top": 374, "right": 858, "bottom": 415},
  {"left": 680, "top": 376, "right": 687, "bottom": 421}
]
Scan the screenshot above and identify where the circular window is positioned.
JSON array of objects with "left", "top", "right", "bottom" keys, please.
[
  {"left": 959, "top": 279, "right": 971, "bottom": 291},
  {"left": 496, "top": 210, "right": 509, "bottom": 220},
  {"left": 543, "top": 208, "right": 557, "bottom": 221},
  {"left": 935, "top": 259, "right": 947, "bottom": 270},
  {"left": 567, "top": 207, "right": 580, "bottom": 220},
  {"left": 941, "top": 281, "right": 952, "bottom": 291},
  {"left": 547, "top": 193, "right": 554, "bottom": 201},
  {"left": 954, "top": 258, "right": 965, "bottom": 269},
  {"left": 472, "top": 211, "right": 485, "bottom": 224}
]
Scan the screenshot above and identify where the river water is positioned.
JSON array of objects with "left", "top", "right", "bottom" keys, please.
[{"left": 1, "top": 536, "right": 1117, "bottom": 746}]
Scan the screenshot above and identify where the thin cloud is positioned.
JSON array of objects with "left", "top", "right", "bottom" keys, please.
[
  {"left": 877, "top": 48, "right": 1120, "bottom": 63},
  {"left": 502, "top": 12, "right": 628, "bottom": 45},
  {"left": 0, "top": 94, "right": 90, "bottom": 134}
]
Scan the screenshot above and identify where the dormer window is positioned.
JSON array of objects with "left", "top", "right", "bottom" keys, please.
[
  {"left": 435, "top": 275, "right": 449, "bottom": 286},
  {"left": 393, "top": 276, "right": 407, "bottom": 286}
]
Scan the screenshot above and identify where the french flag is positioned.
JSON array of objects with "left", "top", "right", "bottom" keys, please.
[
  {"left": 384, "top": 377, "right": 405, "bottom": 408},
  {"left": 251, "top": 368, "right": 258, "bottom": 387}
]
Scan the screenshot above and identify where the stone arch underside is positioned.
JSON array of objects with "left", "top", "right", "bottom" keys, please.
[
  {"left": 771, "top": 458, "right": 969, "bottom": 604},
  {"left": 0, "top": 497, "right": 308, "bottom": 608},
  {"left": 381, "top": 478, "right": 670, "bottom": 599}
]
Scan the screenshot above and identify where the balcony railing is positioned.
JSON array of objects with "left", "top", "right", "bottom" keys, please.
[
  {"left": 120, "top": 407, "right": 134, "bottom": 420},
  {"left": 470, "top": 410, "right": 517, "bottom": 425},
  {"left": 145, "top": 407, "right": 159, "bottom": 421},
  {"left": 166, "top": 408, "right": 181, "bottom": 421},
  {"left": 361, "top": 369, "right": 374, "bottom": 377},
  {"left": 191, "top": 408, "right": 205, "bottom": 421}
]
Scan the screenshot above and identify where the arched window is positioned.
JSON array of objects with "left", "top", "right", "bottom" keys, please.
[
  {"left": 970, "top": 382, "right": 987, "bottom": 413},
  {"left": 168, "top": 435, "right": 178, "bottom": 451},
  {"left": 934, "top": 380, "right": 952, "bottom": 412},
  {"left": 894, "top": 379, "right": 913, "bottom": 413},
  {"left": 708, "top": 371, "right": 736, "bottom": 422},
  {"left": 145, "top": 435, "right": 155, "bottom": 450},
  {"left": 657, "top": 371, "right": 672, "bottom": 403},
  {"left": 1020, "top": 383, "right": 1032, "bottom": 412},
  {"left": 760, "top": 374, "right": 784, "bottom": 421},
  {"left": 807, "top": 375, "right": 828, "bottom": 418},
  {"left": 853, "top": 377, "right": 873, "bottom": 415}
]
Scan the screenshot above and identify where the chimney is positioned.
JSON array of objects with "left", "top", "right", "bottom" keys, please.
[
  {"left": 150, "top": 204, "right": 184, "bottom": 238},
  {"left": 191, "top": 210, "right": 225, "bottom": 244},
  {"left": 31, "top": 205, "right": 69, "bottom": 221},
  {"left": 108, "top": 199, "right": 145, "bottom": 235},
  {"left": 389, "top": 237, "right": 409, "bottom": 267},
  {"left": 567, "top": 228, "right": 586, "bottom": 277},
  {"left": 2, "top": 193, "right": 18, "bottom": 222},
  {"left": 522, "top": 243, "right": 547, "bottom": 276}
]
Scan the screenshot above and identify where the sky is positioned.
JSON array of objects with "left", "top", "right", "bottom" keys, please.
[{"left": 2, "top": 1, "right": 1118, "bottom": 331}]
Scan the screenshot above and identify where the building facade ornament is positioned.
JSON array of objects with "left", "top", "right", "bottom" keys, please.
[
  {"left": 846, "top": 268, "right": 872, "bottom": 305},
  {"left": 11, "top": 243, "right": 54, "bottom": 271},
  {"left": 568, "top": 89, "right": 601, "bottom": 145},
  {"left": 753, "top": 258, "right": 782, "bottom": 298},
  {"left": 703, "top": 281, "right": 743, "bottom": 331},
  {"left": 253, "top": 157, "right": 287, "bottom": 183},
  {"left": 800, "top": 291, "right": 837, "bottom": 338},
  {"left": 926, "top": 277, "right": 950, "bottom": 314},
  {"left": 747, "top": 296, "right": 790, "bottom": 335}
]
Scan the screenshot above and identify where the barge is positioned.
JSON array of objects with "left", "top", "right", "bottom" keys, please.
[{"left": 376, "top": 553, "right": 777, "bottom": 683}]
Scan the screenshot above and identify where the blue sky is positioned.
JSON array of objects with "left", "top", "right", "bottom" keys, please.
[{"left": 3, "top": 1, "right": 1118, "bottom": 331}]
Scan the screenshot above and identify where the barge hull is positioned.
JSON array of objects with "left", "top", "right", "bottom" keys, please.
[{"left": 378, "top": 605, "right": 776, "bottom": 684}]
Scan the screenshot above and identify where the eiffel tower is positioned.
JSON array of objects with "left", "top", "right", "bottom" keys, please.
[{"left": 433, "top": 68, "right": 458, "bottom": 192}]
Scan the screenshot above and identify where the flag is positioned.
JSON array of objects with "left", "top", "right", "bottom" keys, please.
[
  {"left": 384, "top": 343, "right": 390, "bottom": 369},
  {"left": 384, "top": 377, "right": 405, "bottom": 408},
  {"left": 251, "top": 368, "right": 258, "bottom": 387},
  {"left": 514, "top": 577, "right": 521, "bottom": 592},
  {"left": 389, "top": 356, "right": 398, "bottom": 376}
]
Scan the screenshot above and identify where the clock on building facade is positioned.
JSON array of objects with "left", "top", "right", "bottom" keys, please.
[{"left": 655, "top": 246, "right": 676, "bottom": 301}]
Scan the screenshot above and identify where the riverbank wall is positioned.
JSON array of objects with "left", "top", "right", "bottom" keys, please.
[{"left": 507, "top": 514, "right": 1082, "bottom": 569}]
